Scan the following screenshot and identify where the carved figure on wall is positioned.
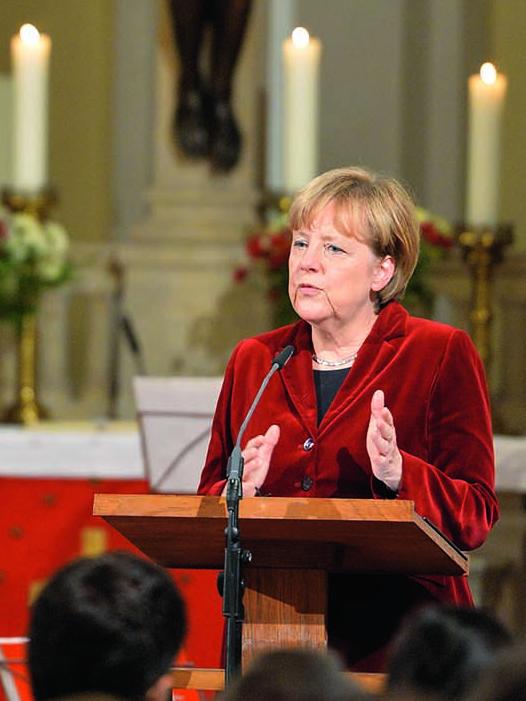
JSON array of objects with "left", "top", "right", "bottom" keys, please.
[{"left": 168, "top": 0, "right": 252, "bottom": 173}]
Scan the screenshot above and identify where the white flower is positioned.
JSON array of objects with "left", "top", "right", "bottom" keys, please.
[
  {"left": 0, "top": 209, "right": 71, "bottom": 306},
  {"left": 44, "top": 221, "right": 69, "bottom": 257},
  {"left": 5, "top": 213, "right": 48, "bottom": 262},
  {"left": 35, "top": 255, "right": 65, "bottom": 282}
]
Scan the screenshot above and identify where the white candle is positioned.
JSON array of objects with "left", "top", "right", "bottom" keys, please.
[
  {"left": 465, "top": 62, "right": 507, "bottom": 228},
  {"left": 282, "top": 27, "right": 321, "bottom": 193},
  {"left": 11, "top": 23, "right": 51, "bottom": 192}
]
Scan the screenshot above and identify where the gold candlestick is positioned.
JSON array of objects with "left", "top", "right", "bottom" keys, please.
[
  {"left": 456, "top": 224, "right": 513, "bottom": 369},
  {"left": 257, "top": 189, "right": 292, "bottom": 221},
  {"left": 1, "top": 187, "right": 56, "bottom": 424},
  {"left": 2, "top": 311, "right": 49, "bottom": 424},
  {"left": 2, "top": 186, "right": 55, "bottom": 221}
]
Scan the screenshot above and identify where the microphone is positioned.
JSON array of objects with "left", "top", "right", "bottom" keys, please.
[
  {"left": 226, "top": 344, "right": 295, "bottom": 487},
  {"left": 271, "top": 344, "right": 295, "bottom": 371}
]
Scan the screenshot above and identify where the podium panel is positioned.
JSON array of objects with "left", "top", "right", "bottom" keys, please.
[{"left": 242, "top": 569, "right": 327, "bottom": 664}]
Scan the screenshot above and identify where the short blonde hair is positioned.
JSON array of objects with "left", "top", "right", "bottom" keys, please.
[{"left": 289, "top": 166, "right": 420, "bottom": 306}]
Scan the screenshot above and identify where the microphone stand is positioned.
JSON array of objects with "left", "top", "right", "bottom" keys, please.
[
  {"left": 107, "top": 257, "right": 124, "bottom": 420},
  {"left": 221, "top": 345, "right": 294, "bottom": 686},
  {"left": 223, "top": 445, "right": 251, "bottom": 686},
  {"left": 121, "top": 313, "right": 147, "bottom": 376}
]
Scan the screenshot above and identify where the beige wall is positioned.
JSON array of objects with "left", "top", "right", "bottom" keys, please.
[
  {"left": 0, "top": 0, "right": 113, "bottom": 242},
  {"left": 492, "top": 0, "right": 526, "bottom": 249}
]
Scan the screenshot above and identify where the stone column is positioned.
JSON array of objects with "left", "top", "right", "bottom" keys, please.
[{"left": 123, "top": 1, "right": 271, "bottom": 387}]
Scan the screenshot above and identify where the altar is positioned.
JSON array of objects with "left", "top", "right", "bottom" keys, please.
[
  {"left": 1, "top": 421, "right": 525, "bottom": 636},
  {"left": 1, "top": 422, "right": 525, "bottom": 489},
  {"left": 0, "top": 422, "right": 224, "bottom": 701}
]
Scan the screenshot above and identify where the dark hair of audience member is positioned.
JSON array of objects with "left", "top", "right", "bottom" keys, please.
[
  {"left": 464, "top": 642, "right": 526, "bottom": 701},
  {"left": 28, "top": 551, "right": 187, "bottom": 701},
  {"left": 386, "top": 604, "right": 512, "bottom": 701},
  {"left": 221, "top": 648, "right": 370, "bottom": 701},
  {"left": 381, "top": 691, "right": 440, "bottom": 701}
]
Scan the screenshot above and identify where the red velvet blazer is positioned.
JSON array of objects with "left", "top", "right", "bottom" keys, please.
[{"left": 198, "top": 301, "right": 498, "bottom": 619}]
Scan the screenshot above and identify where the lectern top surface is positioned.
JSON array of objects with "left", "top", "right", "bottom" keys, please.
[{"left": 94, "top": 494, "right": 468, "bottom": 576}]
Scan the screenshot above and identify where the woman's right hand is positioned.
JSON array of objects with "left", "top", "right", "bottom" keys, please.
[{"left": 240, "top": 424, "right": 280, "bottom": 496}]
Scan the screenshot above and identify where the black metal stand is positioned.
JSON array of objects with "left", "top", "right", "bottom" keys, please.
[
  {"left": 218, "top": 345, "right": 295, "bottom": 686},
  {"left": 222, "top": 445, "right": 252, "bottom": 685}
]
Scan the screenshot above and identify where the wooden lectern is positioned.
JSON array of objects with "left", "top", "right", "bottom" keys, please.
[{"left": 93, "top": 494, "right": 468, "bottom": 689}]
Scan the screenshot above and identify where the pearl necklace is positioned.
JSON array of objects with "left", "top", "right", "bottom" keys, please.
[{"left": 312, "top": 351, "right": 358, "bottom": 368}]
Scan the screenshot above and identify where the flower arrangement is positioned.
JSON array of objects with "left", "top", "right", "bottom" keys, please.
[
  {"left": 234, "top": 210, "right": 294, "bottom": 328},
  {"left": 0, "top": 207, "right": 71, "bottom": 319},
  {"left": 234, "top": 206, "right": 453, "bottom": 326},
  {"left": 405, "top": 208, "right": 454, "bottom": 312}
]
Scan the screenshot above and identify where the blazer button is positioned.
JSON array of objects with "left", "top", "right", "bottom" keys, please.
[
  {"left": 303, "top": 437, "right": 315, "bottom": 451},
  {"left": 301, "top": 476, "right": 313, "bottom": 491}
]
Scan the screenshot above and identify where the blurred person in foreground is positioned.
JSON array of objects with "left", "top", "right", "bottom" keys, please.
[
  {"left": 386, "top": 604, "right": 512, "bottom": 700},
  {"left": 463, "top": 641, "right": 526, "bottom": 701},
  {"left": 221, "top": 648, "right": 369, "bottom": 701},
  {"left": 198, "top": 166, "right": 498, "bottom": 670},
  {"left": 28, "top": 551, "right": 187, "bottom": 701}
]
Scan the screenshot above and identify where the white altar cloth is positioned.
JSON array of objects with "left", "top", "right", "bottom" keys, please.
[
  {"left": 0, "top": 422, "right": 525, "bottom": 492},
  {"left": 0, "top": 423, "right": 144, "bottom": 479},
  {"left": 494, "top": 435, "right": 526, "bottom": 492}
]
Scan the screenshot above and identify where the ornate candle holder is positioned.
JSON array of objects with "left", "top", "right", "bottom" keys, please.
[
  {"left": 455, "top": 224, "right": 513, "bottom": 370},
  {"left": 2, "top": 311, "right": 49, "bottom": 424},
  {"left": 2, "top": 186, "right": 56, "bottom": 222},
  {"left": 258, "top": 189, "right": 292, "bottom": 220},
  {"left": 1, "top": 187, "right": 57, "bottom": 424}
]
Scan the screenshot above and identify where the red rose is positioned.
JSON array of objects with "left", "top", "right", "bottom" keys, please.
[
  {"left": 267, "top": 229, "right": 291, "bottom": 269},
  {"left": 246, "top": 233, "right": 265, "bottom": 259},
  {"left": 421, "top": 221, "right": 453, "bottom": 249},
  {"left": 233, "top": 266, "right": 248, "bottom": 283},
  {"left": 0, "top": 220, "right": 9, "bottom": 241}
]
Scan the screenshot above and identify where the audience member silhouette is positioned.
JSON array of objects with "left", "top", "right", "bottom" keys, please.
[
  {"left": 168, "top": 0, "right": 252, "bottom": 172},
  {"left": 464, "top": 642, "right": 526, "bottom": 701},
  {"left": 28, "top": 551, "right": 187, "bottom": 701},
  {"left": 385, "top": 604, "right": 512, "bottom": 701},
  {"left": 221, "top": 648, "right": 370, "bottom": 701}
]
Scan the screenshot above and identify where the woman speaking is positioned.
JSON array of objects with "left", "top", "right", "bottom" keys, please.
[{"left": 198, "top": 166, "right": 498, "bottom": 670}]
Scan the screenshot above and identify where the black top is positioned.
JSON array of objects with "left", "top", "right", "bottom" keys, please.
[
  {"left": 313, "top": 367, "right": 350, "bottom": 425},
  {"left": 314, "top": 367, "right": 397, "bottom": 500}
]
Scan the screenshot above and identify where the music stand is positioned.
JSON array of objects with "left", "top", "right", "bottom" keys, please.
[{"left": 133, "top": 376, "right": 222, "bottom": 493}]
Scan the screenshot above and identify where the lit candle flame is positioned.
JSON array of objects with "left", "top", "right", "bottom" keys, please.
[
  {"left": 291, "top": 27, "right": 310, "bottom": 49},
  {"left": 19, "top": 23, "right": 41, "bottom": 44},
  {"left": 480, "top": 62, "right": 497, "bottom": 86}
]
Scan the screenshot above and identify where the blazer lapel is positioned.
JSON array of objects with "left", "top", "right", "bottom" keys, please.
[
  {"left": 318, "top": 302, "right": 408, "bottom": 434},
  {"left": 274, "top": 303, "right": 408, "bottom": 437},
  {"left": 278, "top": 321, "right": 319, "bottom": 436}
]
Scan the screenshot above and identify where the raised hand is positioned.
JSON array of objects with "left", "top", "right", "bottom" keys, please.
[
  {"left": 366, "top": 389, "right": 402, "bottom": 492},
  {"left": 240, "top": 424, "right": 280, "bottom": 496}
]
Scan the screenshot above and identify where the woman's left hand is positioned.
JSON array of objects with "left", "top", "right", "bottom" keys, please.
[{"left": 366, "top": 389, "right": 402, "bottom": 492}]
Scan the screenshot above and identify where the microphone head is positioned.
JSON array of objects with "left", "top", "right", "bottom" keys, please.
[{"left": 272, "top": 344, "right": 295, "bottom": 370}]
